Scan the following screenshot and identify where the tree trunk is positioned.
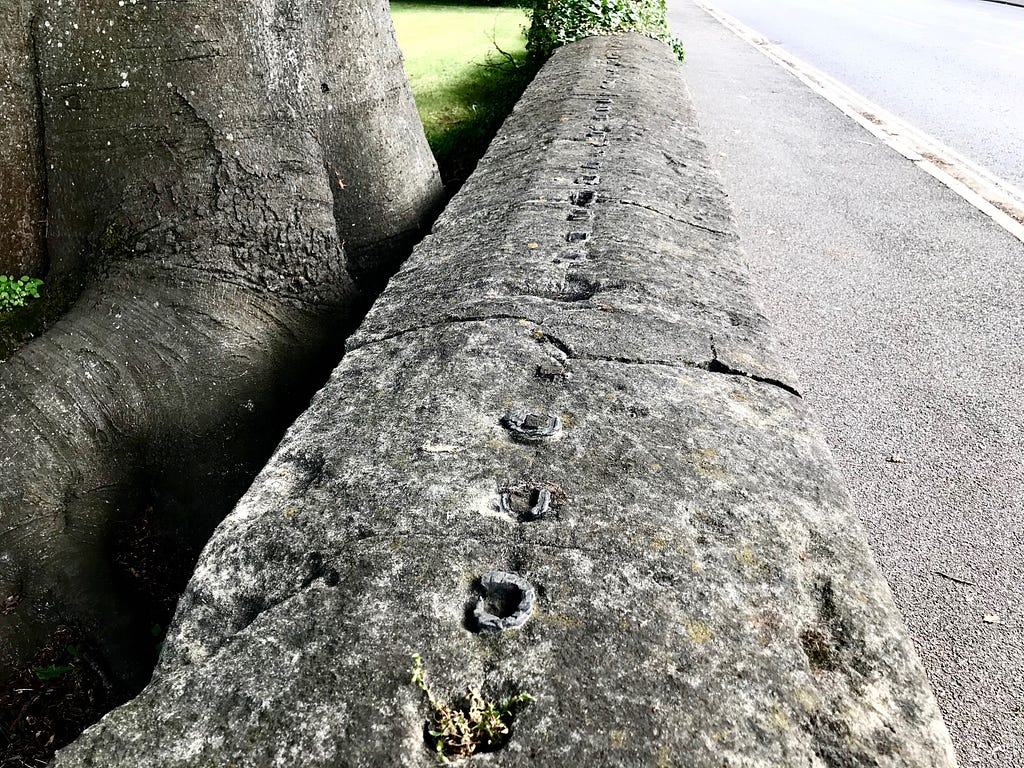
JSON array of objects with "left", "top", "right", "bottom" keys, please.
[
  {"left": 0, "top": 0, "right": 46, "bottom": 276},
  {"left": 0, "top": 0, "right": 441, "bottom": 688}
]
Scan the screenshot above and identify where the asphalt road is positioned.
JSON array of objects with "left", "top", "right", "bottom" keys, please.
[
  {"left": 666, "top": 1, "right": 1024, "bottom": 765},
  {"left": 687, "top": 0, "right": 1024, "bottom": 191}
]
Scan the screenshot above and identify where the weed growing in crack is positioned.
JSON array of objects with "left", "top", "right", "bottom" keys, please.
[{"left": 410, "top": 653, "right": 535, "bottom": 762}]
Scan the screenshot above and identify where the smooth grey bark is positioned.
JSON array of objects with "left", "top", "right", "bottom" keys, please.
[
  {"left": 0, "top": 0, "right": 441, "bottom": 686},
  {"left": 53, "top": 35, "right": 956, "bottom": 768},
  {"left": 0, "top": 0, "right": 46, "bottom": 276}
]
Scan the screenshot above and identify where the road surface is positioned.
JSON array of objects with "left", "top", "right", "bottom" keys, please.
[
  {"left": 666, "top": 1, "right": 1024, "bottom": 765},
  {"left": 685, "top": 0, "right": 1024, "bottom": 191}
]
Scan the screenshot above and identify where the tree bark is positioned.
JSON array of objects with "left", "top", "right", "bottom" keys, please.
[
  {"left": 0, "top": 0, "right": 441, "bottom": 687},
  {"left": 0, "top": 0, "right": 46, "bottom": 276}
]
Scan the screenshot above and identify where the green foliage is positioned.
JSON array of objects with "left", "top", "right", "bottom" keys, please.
[
  {"left": 33, "top": 645, "right": 79, "bottom": 681},
  {"left": 0, "top": 274, "right": 44, "bottom": 312},
  {"left": 527, "top": 0, "right": 685, "bottom": 61},
  {"left": 33, "top": 663, "right": 75, "bottom": 681},
  {"left": 391, "top": 2, "right": 537, "bottom": 186},
  {"left": 411, "top": 653, "right": 535, "bottom": 762}
]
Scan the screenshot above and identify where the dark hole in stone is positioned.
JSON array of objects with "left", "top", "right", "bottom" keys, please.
[
  {"left": 499, "top": 487, "right": 553, "bottom": 521},
  {"left": 570, "top": 190, "right": 595, "bottom": 206},
  {"left": 470, "top": 571, "right": 535, "bottom": 633},
  {"left": 484, "top": 587, "right": 518, "bottom": 619},
  {"left": 321, "top": 82, "right": 330, "bottom": 93},
  {"left": 567, "top": 208, "right": 591, "bottom": 222},
  {"left": 535, "top": 363, "right": 564, "bottom": 382},
  {"left": 566, "top": 231, "right": 589, "bottom": 244},
  {"left": 502, "top": 409, "right": 562, "bottom": 443},
  {"left": 558, "top": 275, "right": 598, "bottom": 301},
  {"left": 800, "top": 627, "right": 839, "bottom": 671},
  {"left": 236, "top": 594, "right": 268, "bottom": 633},
  {"left": 576, "top": 174, "right": 600, "bottom": 185},
  {"left": 525, "top": 488, "right": 551, "bottom": 521}
]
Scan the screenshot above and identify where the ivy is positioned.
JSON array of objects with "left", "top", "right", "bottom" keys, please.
[
  {"left": 0, "top": 275, "right": 44, "bottom": 312},
  {"left": 527, "top": 0, "right": 685, "bottom": 61}
]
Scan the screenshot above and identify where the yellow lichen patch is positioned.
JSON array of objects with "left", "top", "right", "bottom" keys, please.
[
  {"left": 651, "top": 462, "right": 662, "bottom": 472},
  {"left": 527, "top": 242, "right": 539, "bottom": 249},
  {"left": 728, "top": 390, "right": 750, "bottom": 402},
  {"left": 769, "top": 706, "right": 790, "bottom": 730},
  {"left": 686, "top": 620, "right": 713, "bottom": 644},
  {"left": 690, "top": 561, "right": 704, "bottom": 574},
  {"left": 656, "top": 745, "right": 675, "bottom": 767},
  {"left": 282, "top": 507, "right": 300, "bottom": 520},
  {"left": 735, "top": 546, "right": 760, "bottom": 570},
  {"left": 536, "top": 609, "right": 585, "bottom": 629},
  {"left": 651, "top": 536, "right": 667, "bottom": 551},
  {"left": 732, "top": 351, "right": 758, "bottom": 368},
  {"left": 609, "top": 730, "right": 627, "bottom": 748},
  {"left": 688, "top": 448, "right": 728, "bottom": 480},
  {"left": 794, "top": 686, "right": 821, "bottom": 712}
]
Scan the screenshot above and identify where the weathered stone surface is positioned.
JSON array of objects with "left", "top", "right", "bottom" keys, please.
[{"left": 53, "top": 34, "right": 956, "bottom": 767}]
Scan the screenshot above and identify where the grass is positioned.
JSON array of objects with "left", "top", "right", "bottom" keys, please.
[{"left": 391, "top": 2, "right": 537, "bottom": 187}]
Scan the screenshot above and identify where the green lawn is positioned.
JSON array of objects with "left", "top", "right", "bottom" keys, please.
[{"left": 391, "top": 2, "right": 534, "bottom": 184}]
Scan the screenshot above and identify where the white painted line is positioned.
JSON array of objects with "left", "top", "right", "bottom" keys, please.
[
  {"left": 971, "top": 39, "right": 1023, "bottom": 55},
  {"left": 880, "top": 14, "right": 930, "bottom": 30},
  {"left": 695, "top": 0, "right": 1024, "bottom": 245}
]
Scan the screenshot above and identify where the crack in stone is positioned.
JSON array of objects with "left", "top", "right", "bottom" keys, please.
[
  {"left": 346, "top": 313, "right": 536, "bottom": 352},
  {"left": 618, "top": 199, "right": 734, "bottom": 238},
  {"left": 351, "top": 315, "right": 798, "bottom": 398},
  {"left": 709, "top": 335, "right": 801, "bottom": 398}
]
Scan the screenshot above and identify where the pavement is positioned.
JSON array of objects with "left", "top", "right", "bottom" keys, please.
[{"left": 666, "top": 1, "right": 1024, "bottom": 765}]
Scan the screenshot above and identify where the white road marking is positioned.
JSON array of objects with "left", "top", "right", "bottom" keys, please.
[
  {"left": 971, "top": 39, "right": 1024, "bottom": 55},
  {"left": 880, "top": 14, "right": 930, "bottom": 30},
  {"left": 696, "top": 0, "right": 1024, "bottom": 245}
]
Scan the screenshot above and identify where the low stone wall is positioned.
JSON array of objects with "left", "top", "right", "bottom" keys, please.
[{"left": 53, "top": 34, "right": 956, "bottom": 767}]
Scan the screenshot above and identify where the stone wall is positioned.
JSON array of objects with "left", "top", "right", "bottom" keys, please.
[{"left": 53, "top": 34, "right": 956, "bottom": 767}]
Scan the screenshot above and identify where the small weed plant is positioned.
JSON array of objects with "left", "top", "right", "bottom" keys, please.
[
  {"left": 34, "top": 644, "right": 79, "bottom": 681},
  {"left": 411, "top": 653, "right": 535, "bottom": 762},
  {"left": 0, "top": 274, "right": 43, "bottom": 312},
  {"left": 528, "top": 0, "right": 685, "bottom": 61}
]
